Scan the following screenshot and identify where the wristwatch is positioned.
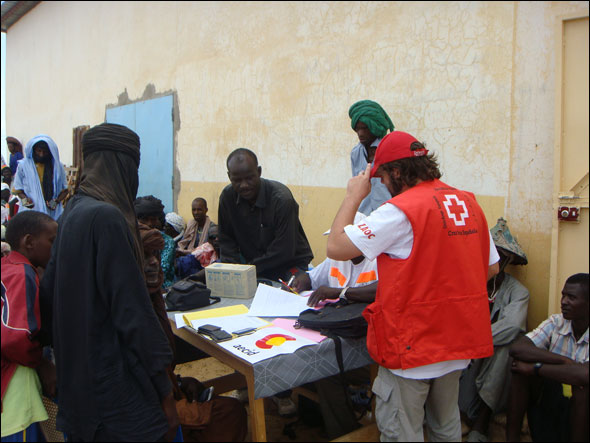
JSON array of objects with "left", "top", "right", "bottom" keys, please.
[
  {"left": 339, "top": 287, "right": 349, "bottom": 301},
  {"left": 533, "top": 362, "right": 543, "bottom": 376}
]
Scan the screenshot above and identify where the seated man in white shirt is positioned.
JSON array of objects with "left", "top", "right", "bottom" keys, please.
[{"left": 292, "top": 212, "right": 378, "bottom": 439}]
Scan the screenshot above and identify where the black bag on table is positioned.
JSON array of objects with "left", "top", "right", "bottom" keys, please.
[
  {"left": 295, "top": 299, "right": 369, "bottom": 375},
  {"left": 295, "top": 299, "right": 369, "bottom": 339},
  {"left": 165, "top": 277, "right": 220, "bottom": 311}
]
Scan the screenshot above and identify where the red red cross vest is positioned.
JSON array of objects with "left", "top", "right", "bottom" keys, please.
[{"left": 363, "top": 179, "right": 493, "bottom": 370}]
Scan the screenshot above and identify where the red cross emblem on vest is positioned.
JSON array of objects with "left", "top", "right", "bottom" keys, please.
[{"left": 443, "top": 194, "right": 469, "bottom": 226}]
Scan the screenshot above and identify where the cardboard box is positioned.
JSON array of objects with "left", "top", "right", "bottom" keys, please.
[{"left": 205, "top": 263, "right": 257, "bottom": 299}]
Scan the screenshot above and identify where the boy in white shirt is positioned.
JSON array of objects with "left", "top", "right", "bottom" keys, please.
[{"left": 292, "top": 212, "right": 378, "bottom": 439}]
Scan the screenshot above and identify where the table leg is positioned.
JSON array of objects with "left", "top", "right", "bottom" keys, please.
[{"left": 247, "top": 375, "right": 267, "bottom": 442}]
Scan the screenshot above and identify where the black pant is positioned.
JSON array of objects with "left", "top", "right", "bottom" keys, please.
[{"left": 527, "top": 379, "right": 570, "bottom": 442}]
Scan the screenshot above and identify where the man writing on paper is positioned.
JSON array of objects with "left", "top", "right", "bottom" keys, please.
[
  {"left": 326, "top": 131, "right": 499, "bottom": 442},
  {"left": 292, "top": 211, "right": 378, "bottom": 439},
  {"left": 293, "top": 212, "right": 378, "bottom": 308}
]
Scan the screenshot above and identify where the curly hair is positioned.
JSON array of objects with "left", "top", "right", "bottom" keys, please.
[{"left": 379, "top": 142, "right": 442, "bottom": 191}]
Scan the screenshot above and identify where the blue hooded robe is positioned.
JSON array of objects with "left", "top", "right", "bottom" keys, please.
[{"left": 13, "top": 135, "right": 67, "bottom": 220}]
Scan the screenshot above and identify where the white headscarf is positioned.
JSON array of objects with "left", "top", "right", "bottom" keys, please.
[{"left": 165, "top": 212, "right": 186, "bottom": 241}]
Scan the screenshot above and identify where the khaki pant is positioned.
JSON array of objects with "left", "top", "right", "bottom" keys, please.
[{"left": 372, "top": 366, "right": 462, "bottom": 442}]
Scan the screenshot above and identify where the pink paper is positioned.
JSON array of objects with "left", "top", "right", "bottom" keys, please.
[
  {"left": 299, "top": 291, "right": 339, "bottom": 309},
  {"left": 272, "top": 318, "right": 327, "bottom": 343},
  {"left": 315, "top": 298, "right": 339, "bottom": 308}
]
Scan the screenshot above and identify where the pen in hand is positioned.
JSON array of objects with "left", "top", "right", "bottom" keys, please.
[{"left": 278, "top": 278, "right": 299, "bottom": 295}]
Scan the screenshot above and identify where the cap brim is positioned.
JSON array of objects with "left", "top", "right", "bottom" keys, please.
[{"left": 370, "top": 162, "right": 379, "bottom": 178}]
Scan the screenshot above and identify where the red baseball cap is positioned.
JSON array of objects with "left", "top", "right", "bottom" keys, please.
[{"left": 370, "top": 131, "right": 428, "bottom": 177}]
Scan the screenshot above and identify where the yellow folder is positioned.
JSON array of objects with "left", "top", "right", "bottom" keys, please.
[{"left": 182, "top": 304, "right": 249, "bottom": 327}]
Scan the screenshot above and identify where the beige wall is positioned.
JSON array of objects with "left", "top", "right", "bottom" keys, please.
[
  {"left": 6, "top": 1, "right": 589, "bottom": 329},
  {"left": 548, "top": 15, "right": 590, "bottom": 316}
]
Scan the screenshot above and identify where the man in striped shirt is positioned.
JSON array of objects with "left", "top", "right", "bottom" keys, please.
[{"left": 506, "top": 273, "right": 588, "bottom": 442}]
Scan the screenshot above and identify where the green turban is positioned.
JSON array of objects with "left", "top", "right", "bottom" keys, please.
[{"left": 348, "top": 100, "right": 395, "bottom": 139}]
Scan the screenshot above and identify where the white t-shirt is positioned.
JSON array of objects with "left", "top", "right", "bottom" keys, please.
[
  {"left": 344, "top": 202, "right": 500, "bottom": 379},
  {"left": 308, "top": 256, "right": 378, "bottom": 290}
]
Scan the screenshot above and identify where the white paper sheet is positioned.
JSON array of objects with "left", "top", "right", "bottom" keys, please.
[
  {"left": 174, "top": 313, "right": 187, "bottom": 329},
  {"left": 247, "top": 284, "right": 312, "bottom": 317},
  {"left": 217, "top": 326, "right": 318, "bottom": 364}
]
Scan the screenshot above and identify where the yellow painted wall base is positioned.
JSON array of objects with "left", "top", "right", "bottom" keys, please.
[
  {"left": 177, "top": 180, "right": 346, "bottom": 267},
  {"left": 179, "top": 180, "right": 553, "bottom": 327},
  {"left": 508, "top": 232, "right": 552, "bottom": 331},
  {"left": 178, "top": 180, "right": 504, "bottom": 264}
]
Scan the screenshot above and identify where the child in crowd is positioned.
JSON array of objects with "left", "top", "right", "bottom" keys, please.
[
  {"left": 1, "top": 183, "right": 11, "bottom": 225},
  {"left": 1, "top": 210, "right": 58, "bottom": 442}
]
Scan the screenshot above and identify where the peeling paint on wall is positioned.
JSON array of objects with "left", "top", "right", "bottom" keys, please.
[{"left": 106, "top": 84, "right": 182, "bottom": 210}]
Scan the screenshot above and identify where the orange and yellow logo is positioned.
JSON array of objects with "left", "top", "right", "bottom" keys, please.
[{"left": 255, "top": 334, "right": 296, "bottom": 349}]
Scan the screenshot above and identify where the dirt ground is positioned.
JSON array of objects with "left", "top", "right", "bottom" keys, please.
[{"left": 176, "top": 357, "right": 532, "bottom": 442}]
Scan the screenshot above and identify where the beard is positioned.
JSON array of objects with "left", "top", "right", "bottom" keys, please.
[
  {"left": 388, "top": 174, "right": 405, "bottom": 197},
  {"left": 33, "top": 152, "right": 52, "bottom": 164}
]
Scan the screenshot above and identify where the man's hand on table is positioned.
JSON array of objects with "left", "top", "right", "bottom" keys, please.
[{"left": 307, "top": 286, "right": 341, "bottom": 307}]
